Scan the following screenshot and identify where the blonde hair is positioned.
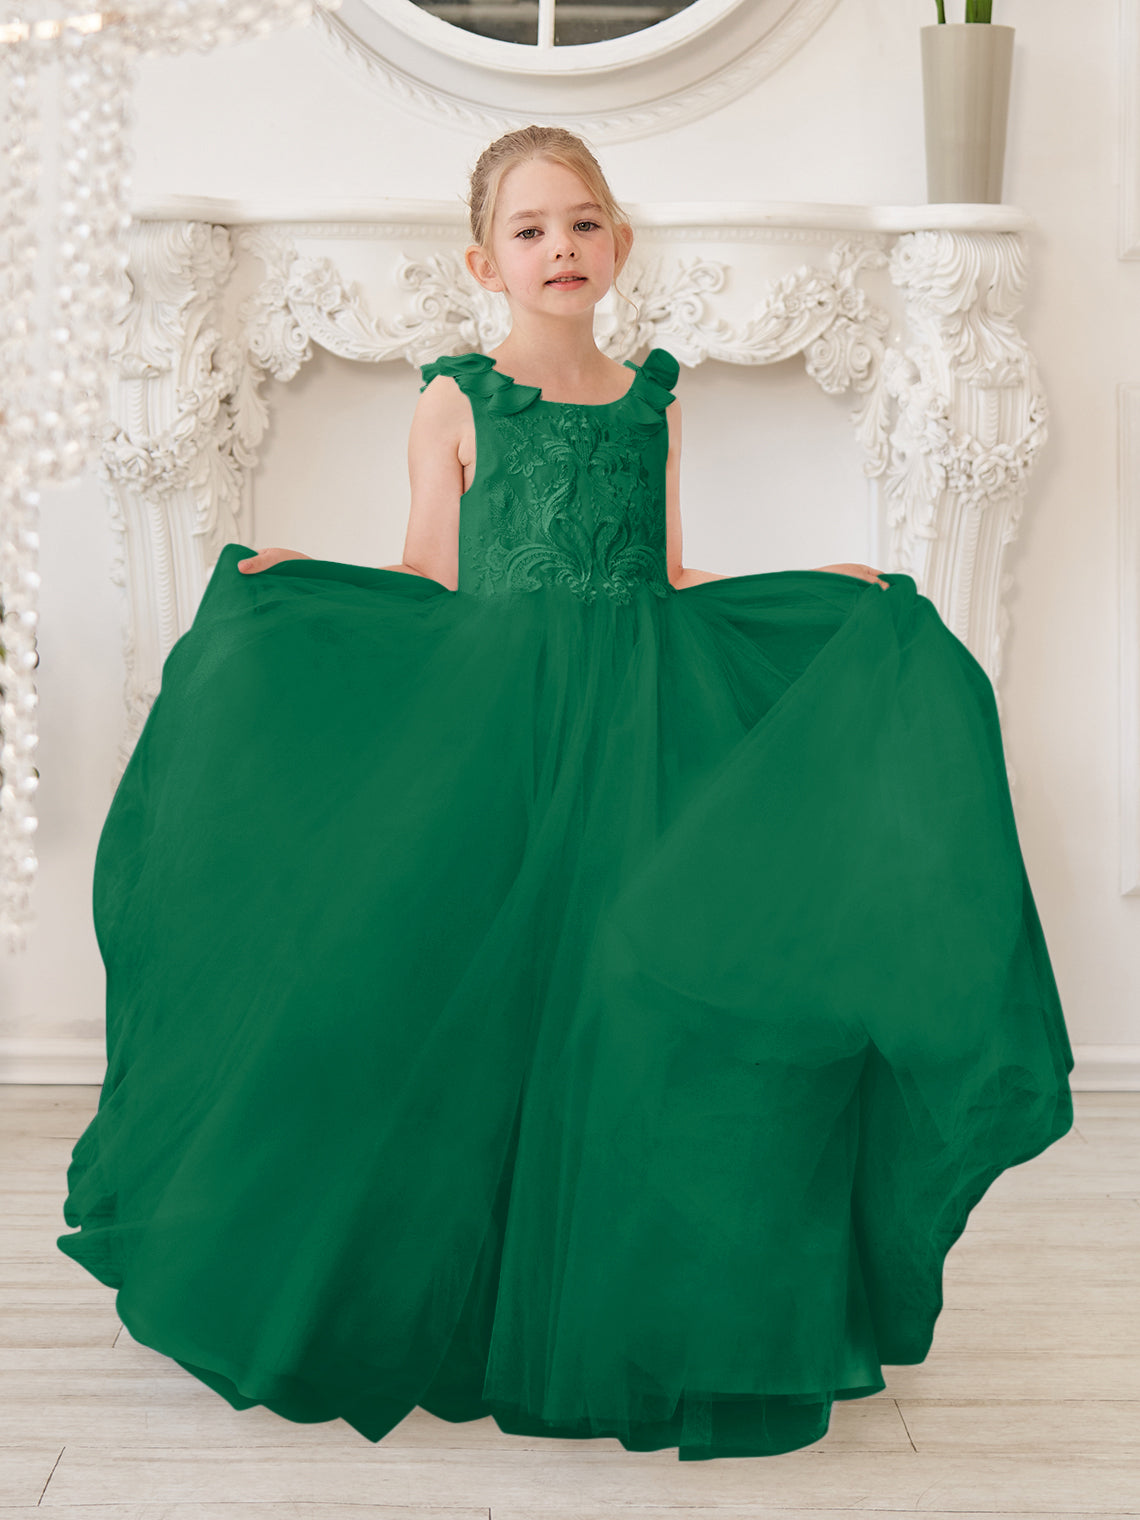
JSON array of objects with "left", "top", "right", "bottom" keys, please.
[{"left": 466, "top": 125, "right": 639, "bottom": 320}]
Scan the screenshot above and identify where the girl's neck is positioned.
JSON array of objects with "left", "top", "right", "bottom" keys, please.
[{"left": 485, "top": 338, "right": 628, "bottom": 399}]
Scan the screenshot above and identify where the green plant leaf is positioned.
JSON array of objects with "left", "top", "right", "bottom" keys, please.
[{"left": 936, "top": 0, "right": 946, "bottom": 19}]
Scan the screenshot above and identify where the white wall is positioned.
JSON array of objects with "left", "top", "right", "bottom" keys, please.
[{"left": 2, "top": 0, "right": 1134, "bottom": 1073}]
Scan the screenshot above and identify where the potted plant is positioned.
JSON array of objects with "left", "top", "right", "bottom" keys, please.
[{"left": 922, "top": 2, "right": 1015, "bottom": 203}]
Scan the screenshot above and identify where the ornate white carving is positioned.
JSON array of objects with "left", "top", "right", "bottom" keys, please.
[
  {"left": 238, "top": 232, "right": 493, "bottom": 370},
  {"left": 237, "top": 229, "right": 890, "bottom": 386},
  {"left": 313, "top": 0, "right": 843, "bottom": 144},
  {"left": 98, "top": 220, "right": 253, "bottom": 763},
  {"left": 877, "top": 229, "right": 1049, "bottom": 742}
]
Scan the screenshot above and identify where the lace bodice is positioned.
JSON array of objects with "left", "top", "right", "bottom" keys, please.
[{"left": 418, "top": 347, "right": 680, "bottom": 604}]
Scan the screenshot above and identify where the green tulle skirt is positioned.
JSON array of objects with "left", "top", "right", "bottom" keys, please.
[{"left": 57, "top": 541, "right": 1074, "bottom": 1460}]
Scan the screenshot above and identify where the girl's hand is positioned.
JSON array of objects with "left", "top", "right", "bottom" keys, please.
[
  {"left": 237, "top": 547, "right": 313, "bottom": 574},
  {"left": 813, "top": 562, "right": 889, "bottom": 589}
]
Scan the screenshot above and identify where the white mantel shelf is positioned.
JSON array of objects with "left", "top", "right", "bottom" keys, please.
[{"left": 127, "top": 196, "right": 1034, "bottom": 234}]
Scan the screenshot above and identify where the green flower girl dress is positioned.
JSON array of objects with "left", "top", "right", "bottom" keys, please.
[{"left": 57, "top": 346, "right": 1074, "bottom": 1460}]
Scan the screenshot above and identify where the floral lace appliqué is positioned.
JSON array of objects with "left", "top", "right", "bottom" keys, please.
[{"left": 473, "top": 409, "right": 670, "bottom": 605}]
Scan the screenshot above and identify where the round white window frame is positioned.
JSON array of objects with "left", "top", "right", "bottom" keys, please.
[
  {"left": 314, "top": 0, "right": 843, "bottom": 142},
  {"left": 382, "top": 0, "right": 744, "bottom": 77}
]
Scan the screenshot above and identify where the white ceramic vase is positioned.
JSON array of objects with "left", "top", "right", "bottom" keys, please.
[{"left": 921, "top": 23, "right": 1015, "bottom": 203}]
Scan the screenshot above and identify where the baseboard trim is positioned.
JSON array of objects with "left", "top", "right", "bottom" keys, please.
[{"left": 1, "top": 1040, "right": 1138, "bottom": 1091}]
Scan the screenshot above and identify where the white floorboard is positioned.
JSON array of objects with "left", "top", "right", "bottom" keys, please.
[{"left": 2, "top": 1084, "right": 1137, "bottom": 1518}]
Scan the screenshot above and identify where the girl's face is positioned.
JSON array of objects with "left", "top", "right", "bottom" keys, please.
[{"left": 472, "top": 158, "right": 629, "bottom": 318}]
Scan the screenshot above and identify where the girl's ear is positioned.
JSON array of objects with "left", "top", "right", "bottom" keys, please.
[
  {"left": 614, "top": 222, "right": 634, "bottom": 278},
  {"left": 465, "top": 243, "right": 503, "bottom": 293}
]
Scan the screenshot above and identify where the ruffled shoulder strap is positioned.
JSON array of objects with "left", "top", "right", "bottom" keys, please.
[
  {"left": 418, "top": 346, "right": 678, "bottom": 422},
  {"left": 625, "top": 345, "right": 680, "bottom": 426},
  {"left": 641, "top": 347, "right": 680, "bottom": 393},
  {"left": 418, "top": 352, "right": 541, "bottom": 416}
]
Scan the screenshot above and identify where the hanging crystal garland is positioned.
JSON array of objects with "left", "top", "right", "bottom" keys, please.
[{"left": 0, "top": 0, "right": 338, "bottom": 953}]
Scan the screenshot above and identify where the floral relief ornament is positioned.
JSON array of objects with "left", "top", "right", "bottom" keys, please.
[{"left": 881, "top": 342, "right": 1048, "bottom": 531}]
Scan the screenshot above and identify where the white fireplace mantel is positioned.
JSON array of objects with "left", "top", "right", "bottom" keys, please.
[{"left": 101, "top": 197, "right": 1047, "bottom": 793}]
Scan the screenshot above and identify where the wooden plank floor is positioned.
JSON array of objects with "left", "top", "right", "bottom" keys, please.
[{"left": 2, "top": 1083, "right": 1137, "bottom": 1519}]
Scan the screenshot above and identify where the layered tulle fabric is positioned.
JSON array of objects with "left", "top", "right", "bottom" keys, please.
[{"left": 58, "top": 542, "right": 1073, "bottom": 1459}]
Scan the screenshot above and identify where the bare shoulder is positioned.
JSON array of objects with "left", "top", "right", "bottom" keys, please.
[
  {"left": 414, "top": 370, "right": 467, "bottom": 418},
  {"left": 409, "top": 371, "right": 467, "bottom": 451}
]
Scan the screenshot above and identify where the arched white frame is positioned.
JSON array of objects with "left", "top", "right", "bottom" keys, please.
[
  {"left": 313, "top": 0, "right": 844, "bottom": 142},
  {"left": 393, "top": 0, "right": 740, "bottom": 75}
]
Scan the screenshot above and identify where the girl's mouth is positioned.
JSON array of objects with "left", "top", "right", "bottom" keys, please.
[{"left": 547, "top": 276, "right": 586, "bottom": 286}]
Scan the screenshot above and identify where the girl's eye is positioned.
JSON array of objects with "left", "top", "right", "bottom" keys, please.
[{"left": 516, "top": 221, "right": 600, "bottom": 240}]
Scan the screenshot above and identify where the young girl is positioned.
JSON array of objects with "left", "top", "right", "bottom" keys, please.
[{"left": 58, "top": 125, "right": 1074, "bottom": 1463}]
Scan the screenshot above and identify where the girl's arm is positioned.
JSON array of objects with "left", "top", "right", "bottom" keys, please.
[
  {"left": 382, "top": 376, "right": 465, "bottom": 587},
  {"left": 238, "top": 380, "right": 463, "bottom": 579},
  {"left": 664, "top": 398, "right": 728, "bottom": 589}
]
